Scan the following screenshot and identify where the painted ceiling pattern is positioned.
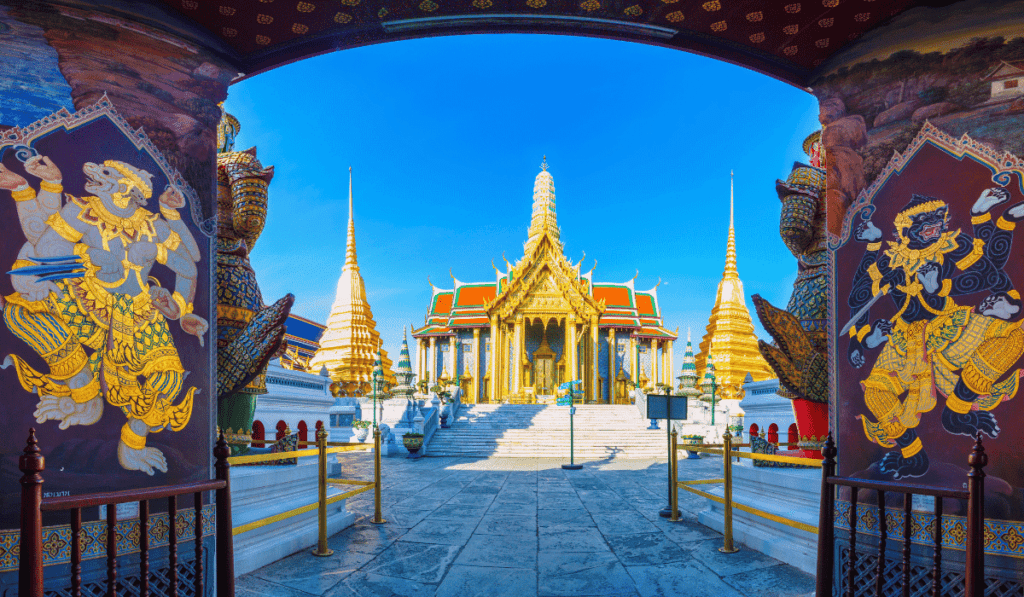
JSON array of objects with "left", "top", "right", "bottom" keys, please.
[{"left": 161, "top": 0, "right": 926, "bottom": 85}]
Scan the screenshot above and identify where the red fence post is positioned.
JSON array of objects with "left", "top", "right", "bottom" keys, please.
[
  {"left": 214, "top": 431, "right": 235, "bottom": 596},
  {"left": 815, "top": 432, "right": 836, "bottom": 597},
  {"left": 964, "top": 433, "right": 987, "bottom": 597},
  {"left": 18, "top": 428, "right": 45, "bottom": 597}
]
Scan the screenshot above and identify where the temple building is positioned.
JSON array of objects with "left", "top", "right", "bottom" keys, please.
[
  {"left": 278, "top": 314, "right": 327, "bottom": 372},
  {"left": 308, "top": 169, "right": 396, "bottom": 394},
  {"left": 412, "top": 160, "right": 677, "bottom": 404},
  {"left": 695, "top": 172, "right": 775, "bottom": 400}
]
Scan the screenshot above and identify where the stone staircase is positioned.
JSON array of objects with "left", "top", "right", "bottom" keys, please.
[{"left": 426, "top": 404, "right": 669, "bottom": 458}]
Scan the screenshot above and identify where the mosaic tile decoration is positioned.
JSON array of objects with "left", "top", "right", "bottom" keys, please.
[
  {"left": 834, "top": 500, "right": 1024, "bottom": 559},
  {"left": 0, "top": 504, "right": 215, "bottom": 573}
]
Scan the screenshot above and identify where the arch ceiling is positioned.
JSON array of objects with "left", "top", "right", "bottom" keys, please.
[{"left": 148, "top": 0, "right": 961, "bottom": 87}]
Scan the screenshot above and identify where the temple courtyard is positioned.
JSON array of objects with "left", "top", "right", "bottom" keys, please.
[{"left": 235, "top": 453, "right": 815, "bottom": 597}]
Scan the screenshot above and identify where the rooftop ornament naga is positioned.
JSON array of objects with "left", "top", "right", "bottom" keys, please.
[{"left": 215, "top": 107, "right": 294, "bottom": 453}]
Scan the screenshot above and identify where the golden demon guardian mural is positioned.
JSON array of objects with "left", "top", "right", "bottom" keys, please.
[
  {"left": 0, "top": 154, "right": 206, "bottom": 475},
  {"left": 846, "top": 190, "right": 1024, "bottom": 479}
]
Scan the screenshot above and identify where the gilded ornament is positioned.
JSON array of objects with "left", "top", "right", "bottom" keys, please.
[
  {"left": 257, "top": 13, "right": 274, "bottom": 24},
  {"left": 473, "top": 0, "right": 493, "bottom": 9},
  {"left": 854, "top": 12, "right": 870, "bottom": 21},
  {"left": 749, "top": 32, "right": 765, "bottom": 43},
  {"left": 292, "top": 23, "right": 309, "bottom": 34},
  {"left": 222, "top": 27, "right": 238, "bottom": 37},
  {"left": 710, "top": 20, "right": 727, "bottom": 32},
  {"left": 580, "top": 0, "right": 600, "bottom": 11},
  {"left": 784, "top": 3, "right": 801, "bottom": 12},
  {"left": 746, "top": 11, "right": 762, "bottom": 21},
  {"left": 527, "top": 0, "right": 546, "bottom": 7},
  {"left": 701, "top": 0, "right": 720, "bottom": 10},
  {"left": 335, "top": 12, "right": 353, "bottom": 23},
  {"left": 378, "top": 7, "right": 389, "bottom": 17},
  {"left": 256, "top": 35, "right": 271, "bottom": 45},
  {"left": 297, "top": 1, "right": 315, "bottom": 11},
  {"left": 419, "top": 0, "right": 438, "bottom": 11},
  {"left": 783, "top": 24, "right": 799, "bottom": 35},
  {"left": 784, "top": 45, "right": 798, "bottom": 55},
  {"left": 624, "top": 5, "right": 642, "bottom": 16},
  {"left": 219, "top": 6, "right": 237, "bottom": 15},
  {"left": 818, "top": 17, "right": 833, "bottom": 27}
]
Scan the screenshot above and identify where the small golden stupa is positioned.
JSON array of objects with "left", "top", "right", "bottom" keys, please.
[
  {"left": 695, "top": 171, "right": 775, "bottom": 399},
  {"left": 308, "top": 168, "right": 396, "bottom": 395}
]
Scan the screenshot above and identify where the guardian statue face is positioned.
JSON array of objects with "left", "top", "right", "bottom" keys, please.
[{"left": 82, "top": 160, "right": 153, "bottom": 210}]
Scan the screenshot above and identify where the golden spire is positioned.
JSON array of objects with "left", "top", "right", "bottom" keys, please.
[
  {"left": 309, "top": 168, "right": 395, "bottom": 389},
  {"left": 525, "top": 156, "right": 560, "bottom": 253},
  {"left": 346, "top": 166, "right": 357, "bottom": 268},
  {"left": 695, "top": 171, "right": 774, "bottom": 398}
]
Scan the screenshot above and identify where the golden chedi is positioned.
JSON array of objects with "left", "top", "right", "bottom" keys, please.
[
  {"left": 308, "top": 168, "right": 395, "bottom": 395},
  {"left": 696, "top": 172, "right": 775, "bottom": 399}
]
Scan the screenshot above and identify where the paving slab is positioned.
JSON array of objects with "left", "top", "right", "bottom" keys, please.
[
  {"left": 722, "top": 564, "right": 816, "bottom": 597},
  {"left": 591, "top": 512, "right": 660, "bottom": 536},
  {"left": 251, "top": 547, "right": 376, "bottom": 595},
  {"left": 689, "top": 538, "right": 783, "bottom": 577},
  {"left": 401, "top": 518, "right": 478, "bottom": 546},
  {"left": 538, "top": 551, "right": 637, "bottom": 597},
  {"left": 360, "top": 541, "right": 462, "bottom": 583},
  {"left": 605, "top": 532, "right": 691, "bottom": 566},
  {"left": 478, "top": 512, "right": 539, "bottom": 535},
  {"left": 539, "top": 527, "right": 611, "bottom": 552},
  {"left": 455, "top": 532, "right": 539, "bottom": 569},
  {"left": 626, "top": 561, "right": 746, "bottom": 597},
  {"left": 323, "top": 572, "right": 437, "bottom": 597},
  {"left": 436, "top": 565, "right": 538, "bottom": 597}
]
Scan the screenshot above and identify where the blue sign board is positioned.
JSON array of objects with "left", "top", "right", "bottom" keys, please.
[{"left": 646, "top": 395, "right": 688, "bottom": 420}]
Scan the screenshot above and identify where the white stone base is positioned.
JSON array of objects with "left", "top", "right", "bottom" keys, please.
[
  {"left": 230, "top": 456, "right": 356, "bottom": 576},
  {"left": 696, "top": 460, "right": 821, "bottom": 575}
]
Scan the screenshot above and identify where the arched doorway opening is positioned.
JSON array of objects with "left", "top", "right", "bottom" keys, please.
[
  {"left": 297, "top": 420, "right": 308, "bottom": 444},
  {"left": 787, "top": 423, "right": 798, "bottom": 450},
  {"left": 252, "top": 420, "right": 266, "bottom": 448},
  {"left": 276, "top": 420, "right": 288, "bottom": 441},
  {"left": 767, "top": 423, "right": 779, "bottom": 445},
  {"left": 749, "top": 423, "right": 759, "bottom": 438}
]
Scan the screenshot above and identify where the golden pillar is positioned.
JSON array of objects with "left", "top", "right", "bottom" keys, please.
[
  {"left": 666, "top": 342, "right": 672, "bottom": 385},
  {"left": 428, "top": 336, "right": 436, "bottom": 383},
  {"left": 449, "top": 335, "right": 457, "bottom": 381},
  {"left": 489, "top": 316, "right": 499, "bottom": 402},
  {"left": 566, "top": 315, "right": 577, "bottom": 382},
  {"left": 472, "top": 327, "right": 481, "bottom": 403},
  {"left": 513, "top": 315, "right": 524, "bottom": 392},
  {"left": 630, "top": 335, "right": 638, "bottom": 384},
  {"left": 590, "top": 316, "right": 599, "bottom": 403},
  {"left": 651, "top": 339, "right": 659, "bottom": 389},
  {"left": 607, "top": 328, "right": 615, "bottom": 403}
]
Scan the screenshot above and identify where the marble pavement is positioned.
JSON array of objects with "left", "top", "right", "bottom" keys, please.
[{"left": 236, "top": 453, "right": 815, "bottom": 597}]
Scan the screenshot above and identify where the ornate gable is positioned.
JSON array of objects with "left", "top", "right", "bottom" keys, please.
[{"left": 487, "top": 234, "right": 603, "bottom": 321}]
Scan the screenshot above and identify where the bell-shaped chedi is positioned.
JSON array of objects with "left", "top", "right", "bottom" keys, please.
[
  {"left": 695, "top": 172, "right": 775, "bottom": 400},
  {"left": 308, "top": 168, "right": 395, "bottom": 395}
]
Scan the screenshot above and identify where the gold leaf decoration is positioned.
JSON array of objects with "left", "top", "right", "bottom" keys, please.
[
  {"left": 473, "top": 0, "right": 493, "bottom": 9},
  {"left": 624, "top": 4, "right": 642, "bottom": 16},
  {"left": 222, "top": 27, "right": 238, "bottom": 37},
  {"left": 297, "top": 1, "right": 315, "bottom": 11},
  {"left": 815, "top": 38, "right": 829, "bottom": 48},
  {"left": 783, "top": 24, "right": 798, "bottom": 35},
  {"left": 335, "top": 11, "right": 353, "bottom": 22},
  {"left": 419, "top": 0, "right": 438, "bottom": 11},
  {"left": 580, "top": 0, "right": 600, "bottom": 11},
  {"left": 292, "top": 23, "right": 309, "bottom": 33},
  {"left": 256, "top": 34, "right": 271, "bottom": 45},
  {"left": 219, "top": 6, "right": 236, "bottom": 15},
  {"left": 702, "top": 0, "right": 720, "bottom": 11},
  {"left": 182, "top": 0, "right": 199, "bottom": 8},
  {"left": 746, "top": 11, "right": 762, "bottom": 22},
  {"left": 822, "top": 0, "right": 838, "bottom": 6},
  {"left": 527, "top": 0, "right": 546, "bottom": 7},
  {"left": 749, "top": 32, "right": 765, "bottom": 43},
  {"left": 378, "top": 7, "right": 389, "bottom": 17},
  {"left": 784, "top": 3, "right": 800, "bottom": 12},
  {"left": 257, "top": 14, "right": 274, "bottom": 24},
  {"left": 818, "top": 17, "right": 833, "bottom": 27},
  {"left": 854, "top": 12, "right": 870, "bottom": 21},
  {"left": 783, "top": 45, "right": 798, "bottom": 55},
  {"left": 710, "top": 20, "right": 726, "bottom": 32},
  {"left": 342, "top": 0, "right": 361, "bottom": 5}
]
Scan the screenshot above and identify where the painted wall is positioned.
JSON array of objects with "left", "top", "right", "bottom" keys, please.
[{"left": 816, "top": 0, "right": 1024, "bottom": 575}]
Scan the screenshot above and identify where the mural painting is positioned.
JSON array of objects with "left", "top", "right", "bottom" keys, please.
[{"left": 0, "top": 98, "right": 215, "bottom": 531}]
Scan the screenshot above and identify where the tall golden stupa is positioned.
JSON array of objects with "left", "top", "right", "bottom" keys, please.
[
  {"left": 695, "top": 171, "right": 775, "bottom": 399},
  {"left": 308, "top": 168, "right": 396, "bottom": 395}
]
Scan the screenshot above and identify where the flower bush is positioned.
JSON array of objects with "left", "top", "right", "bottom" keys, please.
[{"left": 353, "top": 420, "right": 371, "bottom": 430}]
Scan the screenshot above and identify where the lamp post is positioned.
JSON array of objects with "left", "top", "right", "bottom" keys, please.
[
  {"left": 701, "top": 355, "right": 717, "bottom": 426},
  {"left": 372, "top": 349, "right": 383, "bottom": 429}
]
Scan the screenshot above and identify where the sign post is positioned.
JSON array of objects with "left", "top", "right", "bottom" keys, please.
[
  {"left": 559, "top": 381, "right": 583, "bottom": 470},
  {"left": 647, "top": 394, "right": 688, "bottom": 518}
]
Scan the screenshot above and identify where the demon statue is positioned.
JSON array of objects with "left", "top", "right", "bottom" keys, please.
[
  {"left": 847, "top": 190, "right": 1024, "bottom": 478},
  {"left": 752, "top": 132, "right": 829, "bottom": 456},
  {"left": 215, "top": 107, "right": 294, "bottom": 452}
]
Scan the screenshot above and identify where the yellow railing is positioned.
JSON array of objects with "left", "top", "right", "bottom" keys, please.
[
  {"left": 226, "top": 427, "right": 386, "bottom": 553},
  {"left": 671, "top": 430, "right": 822, "bottom": 553}
]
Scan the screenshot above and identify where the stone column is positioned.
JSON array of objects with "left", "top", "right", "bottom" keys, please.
[
  {"left": 630, "top": 335, "right": 638, "bottom": 384},
  {"left": 590, "top": 317, "right": 599, "bottom": 403},
  {"left": 428, "top": 336, "right": 436, "bottom": 384},
  {"left": 607, "top": 328, "right": 615, "bottom": 403},
  {"left": 567, "top": 315, "right": 577, "bottom": 382},
  {"left": 472, "top": 327, "right": 481, "bottom": 403},
  {"left": 489, "top": 316, "right": 499, "bottom": 402}
]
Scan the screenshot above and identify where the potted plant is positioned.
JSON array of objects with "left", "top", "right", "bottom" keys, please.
[
  {"left": 681, "top": 434, "right": 705, "bottom": 459},
  {"left": 403, "top": 432, "right": 424, "bottom": 459},
  {"left": 353, "top": 419, "right": 371, "bottom": 442}
]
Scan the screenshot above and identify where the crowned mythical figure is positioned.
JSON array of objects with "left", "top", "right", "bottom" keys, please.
[
  {"left": 847, "top": 190, "right": 1023, "bottom": 478},
  {"left": 0, "top": 154, "right": 205, "bottom": 475},
  {"left": 215, "top": 106, "right": 294, "bottom": 452},
  {"left": 752, "top": 132, "right": 830, "bottom": 456}
]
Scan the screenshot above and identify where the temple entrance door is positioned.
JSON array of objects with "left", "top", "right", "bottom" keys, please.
[{"left": 535, "top": 356, "right": 555, "bottom": 396}]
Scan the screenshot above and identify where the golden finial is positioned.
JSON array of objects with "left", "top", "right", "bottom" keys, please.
[
  {"left": 345, "top": 167, "right": 358, "bottom": 268},
  {"left": 541, "top": 155, "right": 548, "bottom": 171}
]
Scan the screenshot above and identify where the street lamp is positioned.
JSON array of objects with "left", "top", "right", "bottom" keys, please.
[
  {"left": 372, "top": 349, "right": 383, "bottom": 429},
  {"left": 701, "top": 354, "right": 717, "bottom": 425}
]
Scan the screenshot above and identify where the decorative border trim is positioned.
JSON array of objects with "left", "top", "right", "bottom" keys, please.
[
  {"left": 0, "top": 504, "right": 215, "bottom": 573},
  {"left": 0, "top": 94, "right": 213, "bottom": 236},
  {"left": 834, "top": 501, "right": 1024, "bottom": 559}
]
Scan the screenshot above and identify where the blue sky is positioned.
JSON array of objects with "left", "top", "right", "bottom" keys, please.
[{"left": 225, "top": 33, "right": 821, "bottom": 371}]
